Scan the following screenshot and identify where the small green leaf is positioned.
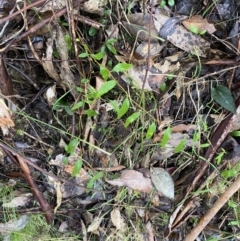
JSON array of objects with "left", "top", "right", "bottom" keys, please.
[
  {"left": 211, "top": 85, "right": 236, "bottom": 113},
  {"left": 175, "top": 138, "right": 186, "bottom": 153},
  {"left": 81, "top": 78, "right": 89, "bottom": 84},
  {"left": 215, "top": 149, "right": 226, "bottom": 165},
  {"left": 100, "top": 66, "right": 109, "bottom": 81},
  {"left": 64, "top": 33, "right": 72, "bottom": 50},
  {"left": 193, "top": 131, "right": 200, "bottom": 142},
  {"left": 106, "top": 38, "right": 117, "bottom": 45},
  {"left": 160, "top": 82, "right": 166, "bottom": 92},
  {"left": 188, "top": 25, "right": 199, "bottom": 35},
  {"left": 229, "top": 220, "right": 240, "bottom": 226},
  {"left": 228, "top": 200, "right": 238, "bottom": 208},
  {"left": 221, "top": 169, "right": 237, "bottom": 178},
  {"left": 89, "top": 27, "right": 97, "bottom": 36},
  {"left": 167, "top": 73, "right": 174, "bottom": 80},
  {"left": 199, "top": 29, "right": 206, "bottom": 35},
  {"left": 112, "top": 63, "right": 132, "bottom": 73},
  {"left": 200, "top": 143, "right": 210, "bottom": 148},
  {"left": 168, "top": 0, "right": 175, "bottom": 7},
  {"left": 146, "top": 122, "right": 156, "bottom": 139},
  {"left": 65, "top": 138, "right": 79, "bottom": 154},
  {"left": 230, "top": 130, "right": 240, "bottom": 137},
  {"left": 160, "top": 126, "right": 171, "bottom": 148},
  {"left": 96, "top": 80, "right": 116, "bottom": 98},
  {"left": 79, "top": 52, "right": 88, "bottom": 58},
  {"left": 106, "top": 43, "right": 117, "bottom": 55},
  {"left": 85, "top": 109, "right": 97, "bottom": 117},
  {"left": 71, "top": 159, "right": 83, "bottom": 177},
  {"left": 124, "top": 111, "right": 140, "bottom": 128},
  {"left": 110, "top": 100, "right": 119, "bottom": 112},
  {"left": 117, "top": 98, "right": 130, "bottom": 119},
  {"left": 86, "top": 172, "right": 104, "bottom": 193},
  {"left": 71, "top": 101, "right": 84, "bottom": 111},
  {"left": 160, "top": 0, "right": 166, "bottom": 8},
  {"left": 90, "top": 52, "right": 103, "bottom": 60},
  {"left": 62, "top": 156, "right": 68, "bottom": 165}
]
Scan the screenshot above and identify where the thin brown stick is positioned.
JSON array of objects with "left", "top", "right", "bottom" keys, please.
[{"left": 183, "top": 175, "right": 240, "bottom": 241}]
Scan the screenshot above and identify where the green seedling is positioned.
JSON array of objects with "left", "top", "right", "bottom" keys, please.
[{"left": 160, "top": 126, "right": 171, "bottom": 148}]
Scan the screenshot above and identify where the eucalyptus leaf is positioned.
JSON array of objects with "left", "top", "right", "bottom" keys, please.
[{"left": 211, "top": 85, "right": 236, "bottom": 113}]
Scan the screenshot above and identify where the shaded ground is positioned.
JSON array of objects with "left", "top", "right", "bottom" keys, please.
[{"left": 1, "top": 0, "right": 240, "bottom": 240}]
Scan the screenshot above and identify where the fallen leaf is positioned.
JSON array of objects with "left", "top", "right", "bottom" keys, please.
[
  {"left": 2, "top": 193, "right": 32, "bottom": 208},
  {"left": 150, "top": 167, "right": 174, "bottom": 199},
  {"left": 106, "top": 170, "right": 153, "bottom": 193},
  {"left": 87, "top": 216, "right": 103, "bottom": 233},
  {"left": 0, "top": 98, "right": 14, "bottom": 128},
  {"left": 110, "top": 208, "right": 126, "bottom": 230},
  {"left": 0, "top": 215, "right": 29, "bottom": 234},
  {"left": 182, "top": 15, "right": 216, "bottom": 34}
]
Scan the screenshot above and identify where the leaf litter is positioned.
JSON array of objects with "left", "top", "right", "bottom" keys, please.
[{"left": 1, "top": 0, "right": 240, "bottom": 240}]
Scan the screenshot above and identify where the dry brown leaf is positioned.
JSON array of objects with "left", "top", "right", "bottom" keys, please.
[
  {"left": 106, "top": 170, "right": 153, "bottom": 193},
  {"left": 110, "top": 208, "right": 126, "bottom": 230},
  {"left": 182, "top": 15, "right": 216, "bottom": 34},
  {"left": 0, "top": 98, "right": 14, "bottom": 128},
  {"left": 171, "top": 124, "right": 196, "bottom": 133}
]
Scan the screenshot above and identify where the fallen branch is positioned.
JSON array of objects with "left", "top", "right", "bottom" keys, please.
[{"left": 183, "top": 174, "right": 240, "bottom": 241}]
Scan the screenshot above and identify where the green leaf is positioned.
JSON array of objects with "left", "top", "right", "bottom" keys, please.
[
  {"left": 215, "top": 149, "right": 226, "bottom": 165},
  {"left": 89, "top": 27, "right": 97, "bottom": 36},
  {"left": 146, "top": 122, "right": 156, "bottom": 139},
  {"left": 79, "top": 52, "right": 88, "bottom": 58},
  {"left": 188, "top": 25, "right": 199, "bottom": 35},
  {"left": 211, "top": 85, "right": 236, "bottom": 113},
  {"left": 71, "top": 101, "right": 84, "bottom": 111},
  {"left": 160, "top": 0, "right": 166, "bottom": 8},
  {"left": 81, "top": 78, "right": 89, "bottom": 84},
  {"left": 168, "top": 0, "right": 175, "bottom": 7},
  {"left": 175, "top": 138, "right": 186, "bottom": 153},
  {"left": 96, "top": 80, "right": 117, "bottom": 98},
  {"left": 106, "top": 38, "right": 117, "bottom": 45},
  {"left": 112, "top": 63, "right": 132, "bottom": 73},
  {"left": 160, "top": 126, "right": 171, "bottom": 148},
  {"left": 193, "top": 131, "right": 200, "bottom": 142},
  {"left": 100, "top": 66, "right": 109, "bottom": 81},
  {"left": 85, "top": 109, "right": 97, "bottom": 117},
  {"left": 65, "top": 138, "right": 79, "bottom": 154},
  {"left": 106, "top": 43, "right": 117, "bottom": 55},
  {"left": 62, "top": 156, "right": 68, "bottom": 165},
  {"left": 200, "top": 143, "right": 210, "bottom": 148},
  {"left": 90, "top": 52, "right": 103, "bottom": 60},
  {"left": 160, "top": 83, "right": 166, "bottom": 92},
  {"left": 86, "top": 172, "right": 104, "bottom": 193},
  {"left": 117, "top": 98, "right": 130, "bottom": 119},
  {"left": 64, "top": 33, "right": 72, "bottom": 50},
  {"left": 221, "top": 169, "right": 237, "bottom": 178},
  {"left": 71, "top": 159, "right": 83, "bottom": 177},
  {"left": 64, "top": 106, "right": 73, "bottom": 115},
  {"left": 228, "top": 200, "right": 238, "bottom": 208},
  {"left": 230, "top": 130, "right": 240, "bottom": 137},
  {"left": 124, "top": 111, "right": 140, "bottom": 128},
  {"left": 229, "top": 220, "right": 240, "bottom": 226},
  {"left": 110, "top": 100, "right": 119, "bottom": 113},
  {"left": 199, "top": 29, "right": 206, "bottom": 35}
]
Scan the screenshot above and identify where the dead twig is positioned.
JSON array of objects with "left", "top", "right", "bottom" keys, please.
[
  {"left": 3, "top": 148, "right": 53, "bottom": 224},
  {"left": 183, "top": 174, "right": 240, "bottom": 241}
]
